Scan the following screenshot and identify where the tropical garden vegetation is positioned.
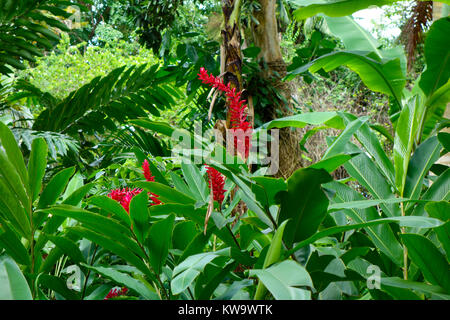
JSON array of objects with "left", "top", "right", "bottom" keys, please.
[{"left": 0, "top": 0, "right": 449, "bottom": 301}]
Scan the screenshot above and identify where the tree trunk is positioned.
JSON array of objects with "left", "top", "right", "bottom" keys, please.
[{"left": 252, "top": 0, "right": 302, "bottom": 178}]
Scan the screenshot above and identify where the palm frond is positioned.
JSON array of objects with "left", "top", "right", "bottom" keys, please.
[{"left": 0, "top": 0, "right": 87, "bottom": 75}]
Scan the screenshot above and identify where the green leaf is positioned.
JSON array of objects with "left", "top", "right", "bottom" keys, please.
[
  {"left": 322, "top": 116, "right": 368, "bottom": 159},
  {"left": 404, "top": 136, "right": 441, "bottom": 205},
  {"left": 323, "top": 15, "right": 406, "bottom": 73},
  {"left": 171, "top": 249, "right": 230, "bottom": 295},
  {"left": 88, "top": 195, "right": 131, "bottom": 228},
  {"left": 341, "top": 113, "right": 396, "bottom": 187},
  {"left": 343, "top": 143, "right": 401, "bottom": 217},
  {"left": 45, "top": 235, "right": 85, "bottom": 264},
  {"left": 36, "top": 274, "right": 80, "bottom": 300},
  {"left": 264, "top": 111, "right": 344, "bottom": 130},
  {"left": 129, "top": 191, "right": 150, "bottom": 244},
  {"left": 438, "top": 132, "right": 450, "bottom": 152},
  {"left": 401, "top": 233, "right": 450, "bottom": 292},
  {"left": 423, "top": 79, "right": 450, "bottom": 139},
  {"left": 0, "top": 121, "right": 29, "bottom": 191},
  {"left": 81, "top": 264, "right": 159, "bottom": 300},
  {"left": 0, "top": 254, "right": 32, "bottom": 300},
  {"left": 251, "top": 176, "right": 287, "bottom": 209},
  {"left": 249, "top": 260, "right": 313, "bottom": 300},
  {"left": 425, "top": 201, "right": 450, "bottom": 260},
  {"left": 0, "top": 222, "right": 30, "bottom": 266},
  {"left": 288, "top": 51, "right": 405, "bottom": 106},
  {"left": 293, "top": 0, "right": 395, "bottom": 20},
  {"left": 146, "top": 214, "right": 175, "bottom": 275},
  {"left": 277, "top": 168, "right": 332, "bottom": 247},
  {"left": 27, "top": 137, "right": 48, "bottom": 203},
  {"left": 181, "top": 163, "right": 209, "bottom": 203},
  {"left": 69, "top": 226, "right": 152, "bottom": 280},
  {"left": 411, "top": 168, "right": 450, "bottom": 218},
  {"left": 135, "top": 181, "right": 196, "bottom": 205},
  {"left": 37, "top": 166, "right": 75, "bottom": 209},
  {"left": 254, "top": 220, "right": 289, "bottom": 300},
  {"left": 380, "top": 277, "right": 450, "bottom": 299},
  {"left": 419, "top": 17, "right": 450, "bottom": 97},
  {"left": 309, "top": 153, "right": 358, "bottom": 173},
  {"left": 394, "top": 96, "right": 426, "bottom": 196},
  {"left": 324, "top": 181, "right": 403, "bottom": 265}
]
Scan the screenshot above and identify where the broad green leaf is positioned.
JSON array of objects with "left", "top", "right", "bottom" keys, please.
[
  {"left": 171, "top": 249, "right": 230, "bottom": 295},
  {"left": 323, "top": 15, "right": 406, "bottom": 73},
  {"left": 394, "top": 96, "right": 426, "bottom": 196},
  {"left": 422, "top": 79, "right": 450, "bottom": 139},
  {"left": 322, "top": 117, "right": 368, "bottom": 159},
  {"left": 380, "top": 277, "right": 450, "bottom": 299},
  {"left": 0, "top": 221, "right": 30, "bottom": 266},
  {"left": 135, "top": 181, "right": 196, "bottom": 205},
  {"left": 27, "top": 137, "right": 48, "bottom": 203},
  {"left": 287, "top": 51, "right": 405, "bottom": 106},
  {"left": 404, "top": 136, "right": 441, "bottom": 206},
  {"left": 36, "top": 274, "right": 79, "bottom": 300},
  {"left": 419, "top": 17, "right": 450, "bottom": 97},
  {"left": 438, "top": 132, "right": 450, "bottom": 152},
  {"left": 251, "top": 176, "right": 287, "bottom": 209},
  {"left": 277, "top": 168, "right": 332, "bottom": 247},
  {"left": 249, "top": 260, "right": 313, "bottom": 300},
  {"left": 411, "top": 168, "right": 450, "bottom": 218},
  {"left": 0, "top": 254, "right": 32, "bottom": 300},
  {"left": 0, "top": 121, "right": 29, "bottom": 191},
  {"left": 425, "top": 201, "right": 450, "bottom": 260},
  {"left": 343, "top": 143, "right": 401, "bottom": 217},
  {"left": 0, "top": 151, "right": 31, "bottom": 215},
  {"left": 43, "top": 205, "right": 133, "bottom": 238},
  {"left": 254, "top": 220, "right": 289, "bottom": 300},
  {"left": 181, "top": 163, "right": 209, "bottom": 203},
  {"left": 69, "top": 226, "right": 153, "bottom": 280},
  {"left": 81, "top": 264, "right": 159, "bottom": 300},
  {"left": 45, "top": 235, "right": 85, "bottom": 264},
  {"left": 309, "top": 153, "right": 358, "bottom": 173},
  {"left": 146, "top": 214, "right": 175, "bottom": 274},
  {"left": 129, "top": 191, "right": 150, "bottom": 244},
  {"left": 37, "top": 166, "right": 75, "bottom": 209},
  {"left": 287, "top": 216, "right": 444, "bottom": 257},
  {"left": 341, "top": 113, "right": 395, "bottom": 187},
  {"left": 401, "top": 234, "right": 450, "bottom": 292},
  {"left": 292, "top": 1, "right": 450, "bottom": 20},
  {"left": 0, "top": 178, "right": 31, "bottom": 237},
  {"left": 324, "top": 181, "right": 403, "bottom": 265},
  {"left": 263, "top": 111, "right": 344, "bottom": 130},
  {"left": 88, "top": 195, "right": 131, "bottom": 228}
]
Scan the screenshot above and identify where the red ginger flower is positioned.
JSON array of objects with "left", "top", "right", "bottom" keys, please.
[
  {"left": 198, "top": 68, "right": 252, "bottom": 159},
  {"left": 205, "top": 165, "right": 226, "bottom": 204},
  {"left": 104, "top": 287, "right": 128, "bottom": 300},
  {"left": 107, "top": 188, "right": 142, "bottom": 213},
  {"left": 142, "top": 159, "right": 162, "bottom": 206}
]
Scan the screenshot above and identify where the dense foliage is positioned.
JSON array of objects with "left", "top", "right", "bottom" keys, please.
[{"left": 0, "top": 0, "right": 449, "bottom": 301}]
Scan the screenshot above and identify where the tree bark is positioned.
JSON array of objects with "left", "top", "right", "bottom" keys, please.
[{"left": 252, "top": 0, "right": 302, "bottom": 178}]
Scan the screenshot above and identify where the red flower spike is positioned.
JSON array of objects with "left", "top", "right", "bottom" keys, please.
[
  {"left": 198, "top": 68, "right": 252, "bottom": 158},
  {"left": 107, "top": 188, "right": 142, "bottom": 213},
  {"left": 142, "top": 159, "right": 155, "bottom": 182},
  {"left": 141, "top": 160, "right": 162, "bottom": 206},
  {"left": 205, "top": 165, "right": 227, "bottom": 204},
  {"left": 104, "top": 287, "right": 128, "bottom": 300}
]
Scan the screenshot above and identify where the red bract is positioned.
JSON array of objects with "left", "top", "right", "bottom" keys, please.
[
  {"left": 198, "top": 68, "right": 252, "bottom": 159},
  {"left": 104, "top": 287, "right": 128, "bottom": 300},
  {"left": 141, "top": 160, "right": 162, "bottom": 206},
  {"left": 205, "top": 165, "right": 226, "bottom": 204},
  {"left": 107, "top": 188, "right": 142, "bottom": 213}
]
